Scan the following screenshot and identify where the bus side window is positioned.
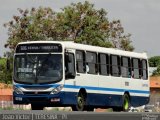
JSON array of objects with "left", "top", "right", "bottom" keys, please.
[
  {"left": 76, "top": 50, "right": 86, "bottom": 73},
  {"left": 99, "top": 53, "right": 109, "bottom": 76},
  {"left": 121, "top": 56, "right": 131, "bottom": 78},
  {"left": 65, "top": 53, "right": 76, "bottom": 79},
  {"left": 86, "top": 52, "right": 97, "bottom": 74},
  {"left": 110, "top": 55, "right": 121, "bottom": 77},
  {"left": 132, "top": 58, "right": 141, "bottom": 79},
  {"left": 142, "top": 59, "right": 148, "bottom": 80}
]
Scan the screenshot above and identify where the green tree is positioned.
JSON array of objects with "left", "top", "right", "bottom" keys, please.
[
  {"left": 55, "top": 2, "right": 112, "bottom": 47},
  {"left": 0, "top": 58, "right": 12, "bottom": 84},
  {"left": 149, "top": 56, "right": 160, "bottom": 76},
  {"left": 149, "top": 56, "right": 160, "bottom": 67},
  {"left": 4, "top": 1, "right": 134, "bottom": 52},
  {"left": 152, "top": 65, "right": 160, "bottom": 76},
  {"left": 4, "top": 7, "right": 57, "bottom": 52},
  {"left": 108, "top": 20, "right": 134, "bottom": 51}
]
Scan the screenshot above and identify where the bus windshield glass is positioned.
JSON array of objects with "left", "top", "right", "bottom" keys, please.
[{"left": 14, "top": 54, "right": 62, "bottom": 84}]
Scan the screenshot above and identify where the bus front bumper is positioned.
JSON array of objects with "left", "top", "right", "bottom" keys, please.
[{"left": 13, "top": 92, "right": 65, "bottom": 106}]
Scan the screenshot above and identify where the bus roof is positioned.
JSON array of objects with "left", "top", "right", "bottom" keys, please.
[{"left": 17, "top": 41, "right": 148, "bottom": 59}]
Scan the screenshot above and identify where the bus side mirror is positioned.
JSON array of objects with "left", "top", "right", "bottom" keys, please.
[{"left": 6, "top": 59, "right": 10, "bottom": 70}]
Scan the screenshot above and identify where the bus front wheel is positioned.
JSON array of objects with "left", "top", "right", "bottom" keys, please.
[{"left": 72, "top": 92, "right": 86, "bottom": 111}]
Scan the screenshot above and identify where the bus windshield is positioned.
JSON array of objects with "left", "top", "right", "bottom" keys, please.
[{"left": 14, "top": 54, "right": 63, "bottom": 84}]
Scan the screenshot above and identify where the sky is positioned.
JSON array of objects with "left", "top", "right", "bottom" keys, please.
[{"left": 0, "top": 0, "right": 160, "bottom": 57}]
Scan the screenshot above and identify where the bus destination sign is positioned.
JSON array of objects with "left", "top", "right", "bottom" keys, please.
[{"left": 16, "top": 43, "right": 62, "bottom": 53}]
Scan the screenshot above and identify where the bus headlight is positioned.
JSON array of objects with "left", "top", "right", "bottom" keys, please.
[
  {"left": 13, "top": 86, "right": 24, "bottom": 95},
  {"left": 50, "top": 85, "right": 64, "bottom": 94}
]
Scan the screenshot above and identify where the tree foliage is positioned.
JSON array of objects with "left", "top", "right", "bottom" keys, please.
[
  {"left": 149, "top": 56, "right": 160, "bottom": 67},
  {"left": 4, "top": 7, "right": 56, "bottom": 51},
  {"left": 0, "top": 58, "right": 12, "bottom": 84},
  {"left": 4, "top": 1, "right": 134, "bottom": 52},
  {"left": 149, "top": 56, "right": 160, "bottom": 76},
  {"left": 152, "top": 65, "right": 160, "bottom": 76}
]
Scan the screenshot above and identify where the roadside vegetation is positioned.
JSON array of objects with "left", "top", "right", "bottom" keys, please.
[{"left": 149, "top": 56, "right": 160, "bottom": 76}]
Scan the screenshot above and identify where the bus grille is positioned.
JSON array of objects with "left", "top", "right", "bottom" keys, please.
[
  {"left": 23, "top": 91, "right": 50, "bottom": 95},
  {"left": 28, "top": 97, "right": 47, "bottom": 102},
  {"left": 24, "top": 87, "right": 49, "bottom": 91}
]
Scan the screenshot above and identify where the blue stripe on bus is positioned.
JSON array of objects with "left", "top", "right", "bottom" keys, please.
[
  {"left": 15, "top": 84, "right": 150, "bottom": 94},
  {"left": 63, "top": 84, "right": 150, "bottom": 94}
]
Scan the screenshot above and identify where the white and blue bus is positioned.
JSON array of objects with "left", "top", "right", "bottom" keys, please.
[{"left": 13, "top": 41, "right": 150, "bottom": 111}]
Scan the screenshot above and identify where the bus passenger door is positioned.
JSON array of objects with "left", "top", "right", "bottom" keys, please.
[{"left": 65, "top": 52, "right": 76, "bottom": 80}]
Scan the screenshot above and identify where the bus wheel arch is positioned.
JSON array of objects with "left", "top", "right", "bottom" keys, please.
[
  {"left": 72, "top": 88, "right": 87, "bottom": 111},
  {"left": 79, "top": 88, "right": 87, "bottom": 99}
]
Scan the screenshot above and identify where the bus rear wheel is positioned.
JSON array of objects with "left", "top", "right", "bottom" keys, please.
[
  {"left": 122, "top": 94, "right": 130, "bottom": 112},
  {"left": 31, "top": 104, "right": 44, "bottom": 110},
  {"left": 112, "top": 94, "right": 130, "bottom": 112},
  {"left": 72, "top": 92, "right": 86, "bottom": 111}
]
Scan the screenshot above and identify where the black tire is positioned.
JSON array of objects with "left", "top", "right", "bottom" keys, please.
[
  {"left": 31, "top": 104, "right": 44, "bottom": 110},
  {"left": 122, "top": 94, "right": 130, "bottom": 112},
  {"left": 112, "top": 94, "right": 130, "bottom": 112},
  {"left": 72, "top": 92, "right": 86, "bottom": 111}
]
